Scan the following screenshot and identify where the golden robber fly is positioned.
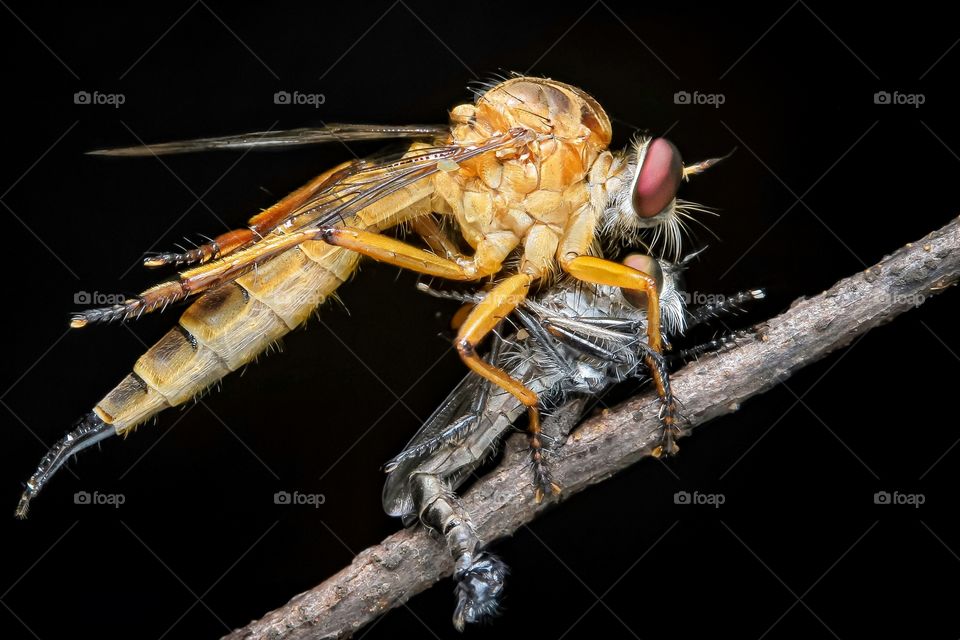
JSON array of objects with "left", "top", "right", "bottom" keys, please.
[{"left": 16, "top": 75, "right": 725, "bottom": 517}]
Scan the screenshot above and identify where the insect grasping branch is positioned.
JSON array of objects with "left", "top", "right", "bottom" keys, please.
[{"left": 221, "top": 215, "right": 960, "bottom": 640}]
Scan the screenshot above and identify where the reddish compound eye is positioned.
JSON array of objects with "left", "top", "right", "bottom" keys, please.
[
  {"left": 633, "top": 138, "right": 683, "bottom": 218},
  {"left": 620, "top": 253, "right": 664, "bottom": 308}
]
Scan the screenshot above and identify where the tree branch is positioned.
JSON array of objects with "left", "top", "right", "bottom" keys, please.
[{"left": 222, "top": 216, "right": 960, "bottom": 640}]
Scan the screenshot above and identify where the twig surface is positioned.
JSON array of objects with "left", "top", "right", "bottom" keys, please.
[{"left": 222, "top": 216, "right": 960, "bottom": 640}]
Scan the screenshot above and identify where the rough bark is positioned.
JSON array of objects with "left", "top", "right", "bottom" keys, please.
[{"left": 222, "top": 216, "right": 960, "bottom": 640}]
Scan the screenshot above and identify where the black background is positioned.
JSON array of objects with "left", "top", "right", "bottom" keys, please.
[{"left": 2, "top": 2, "right": 958, "bottom": 639}]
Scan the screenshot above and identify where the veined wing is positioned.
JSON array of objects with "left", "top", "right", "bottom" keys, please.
[
  {"left": 86, "top": 123, "right": 451, "bottom": 156},
  {"left": 72, "top": 127, "right": 534, "bottom": 327},
  {"left": 381, "top": 370, "right": 488, "bottom": 518}
]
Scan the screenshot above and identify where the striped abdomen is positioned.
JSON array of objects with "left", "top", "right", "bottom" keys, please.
[
  {"left": 95, "top": 238, "right": 359, "bottom": 433},
  {"left": 94, "top": 177, "right": 432, "bottom": 435}
]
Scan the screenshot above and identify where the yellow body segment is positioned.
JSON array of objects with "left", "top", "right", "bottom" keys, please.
[
  {"left": 97, "top": 182, "right": 430, "bottom": 435},
  {"left": 434, "top": 78, "right": 614, "bottom": 279},
  {"left": 17, "top": 76, "right": 710, "bottom": 522},
  {"left": 87, "top": 77, "right": 640, "bottom": 441}
]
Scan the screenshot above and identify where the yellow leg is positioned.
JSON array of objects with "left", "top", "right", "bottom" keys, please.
[
  {"left": 321, "top": 226, "right": 506, "bottom": 280},
  {"left": 322, "top": 224, "right": 555, "bottom": 487},
  {"left": 455, "top": 274, "right": 536, "bottom": 405},
  {"left": 410, "top": 215, "right": 463, "bottom": 262},
  {"left": 563, "top": 255, "right": 662, "bottom": 350},
  {"left": 453, "top": 273, "right": 556, "bottom": 499},
  {"left": 562, "top": 255, "right": 678, "bottom": 457}
]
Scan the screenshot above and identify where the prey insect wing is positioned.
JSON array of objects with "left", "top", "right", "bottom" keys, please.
[{"left": 384, "top": 270, "right": 681, "bottom": 520}]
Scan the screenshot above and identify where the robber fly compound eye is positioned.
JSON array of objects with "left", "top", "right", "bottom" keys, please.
[
  {"left": 620, "top": 253, "right": 664, "bottom": 308},
  {"left": 632, "top": 137, "right": 683, "bottom": 218}
]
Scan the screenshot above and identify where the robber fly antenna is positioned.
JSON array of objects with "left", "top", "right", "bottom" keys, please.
[
  {"left": 683, "top": 147, "right": 737, "bottom": 179},
  {"left": 679, "top": 245, "right": 710, "bottom": 267}
]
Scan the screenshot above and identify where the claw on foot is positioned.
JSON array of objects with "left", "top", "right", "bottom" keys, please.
[
  {"left": 652, "top": 425, "right": 681, "bottom": 458},
  {"left": 534, "top": 480, "right": 562, "bottom": 504}
]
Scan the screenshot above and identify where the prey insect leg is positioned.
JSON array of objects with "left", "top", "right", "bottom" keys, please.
[
  {"left": 512, "top": 308, "right": 579, "bottom": 497},
  {"left": 667, "top": 329, "right": 754, "bottom": 367},
  {"left": 685, "top": 288, "right": 766, "bottom": 329}
]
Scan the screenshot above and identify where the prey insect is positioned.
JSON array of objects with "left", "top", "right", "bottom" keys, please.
[
  {"left": 384, "top": 254, "right": 763, "bottom": 629},
  {"left": 16, "top": 75, "right": 725, "bottom": 517}
]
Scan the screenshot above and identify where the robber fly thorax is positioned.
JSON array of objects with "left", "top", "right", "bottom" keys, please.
[{"left": 16, "top": 75, "right": 724, "bottom": 518}]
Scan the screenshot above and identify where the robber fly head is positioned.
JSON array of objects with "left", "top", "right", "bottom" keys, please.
[{"left": 603, "top": 137, "right": 730, "bottom": 260}]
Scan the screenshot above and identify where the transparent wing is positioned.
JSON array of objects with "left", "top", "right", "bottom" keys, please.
[
  {"left": 86, "top": 123, "right": 451, "bottom": 156},
  {"left": 72, "top": 128, "right": 534, "bottom": 327},
  {"left": 381, "top": 370, "right": 488, "bottom": 518}
]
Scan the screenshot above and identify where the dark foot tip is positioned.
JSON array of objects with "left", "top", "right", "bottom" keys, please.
[{"left": 452, "top": 552, "right": 508, "bottom": 630}]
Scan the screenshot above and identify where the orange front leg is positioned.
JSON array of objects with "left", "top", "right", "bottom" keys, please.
[
  {"left": 561, "top": 254, "right": 678, "bottom": 457},
  {"left": 562, "top": 255, "right": 662, "bottom": 350},
  {"left": 453, "top": 273, "right": 558, "bottom": 500}
]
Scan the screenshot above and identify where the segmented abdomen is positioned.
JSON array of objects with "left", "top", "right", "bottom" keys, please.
[{"left": 94, "top": 240, "right": 358, "bottom": 433}]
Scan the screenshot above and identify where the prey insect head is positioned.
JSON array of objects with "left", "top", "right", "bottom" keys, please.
[
  {"left": 619, "top": 253, "right": 687, "bottom": 336},
  {"left": 620, "top": 254, "right": 664, "bottom": 308}
]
